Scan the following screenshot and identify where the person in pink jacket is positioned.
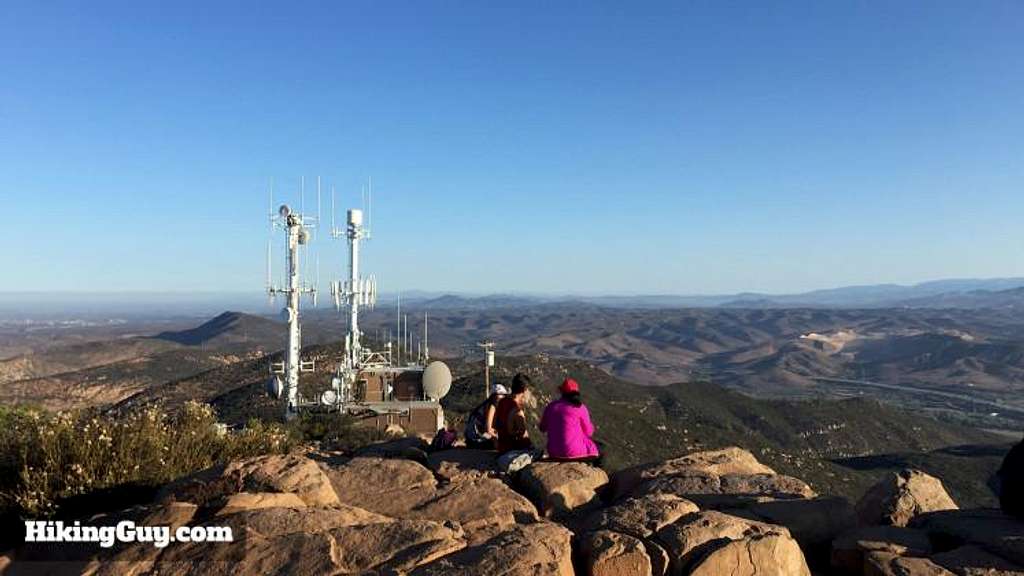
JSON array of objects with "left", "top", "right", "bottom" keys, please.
[{"left": 539, "top": 378, "right": 601, "bottom": 464}]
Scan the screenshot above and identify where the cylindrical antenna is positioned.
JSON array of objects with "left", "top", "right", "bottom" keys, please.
[
  {"left": 424, "top": 311, "right": 429, "bottom": 361},
  {"left": 368, "top": 176, "right": 372, "bottom": 234},
  {"left": 396, "top": 293, "right": 402, "bottom": 365},
  {"left": 317, "top": 176, "right": 322, "bottom": 225},
  {"left": 300, "top": 176, "right": 305, "bottom": 215}
]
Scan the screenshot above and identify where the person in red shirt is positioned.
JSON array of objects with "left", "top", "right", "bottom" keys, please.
[{"left": 495, "top": 373, "right": 533, "bottom": 454}]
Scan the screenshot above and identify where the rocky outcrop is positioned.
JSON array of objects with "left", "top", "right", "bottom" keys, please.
[
  {"left": 516, "top": 461, "right": 609, "bottom": 518},
  {"left": 811, "top": 470, "right": 1024, "bottom": 576},
  {"left": 27, "top": 445, "right": 1001, "bottom": 576},
  {"left": 856, "top": 469, "right": 958, "bottom": 527}
]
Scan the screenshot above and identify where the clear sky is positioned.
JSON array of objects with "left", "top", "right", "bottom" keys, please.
[{"left": 1, "top": 1, "right": 1022, "bottom": 295}]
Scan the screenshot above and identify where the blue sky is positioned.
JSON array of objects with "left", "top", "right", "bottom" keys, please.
[{"left": 1, "top": 1, "right": 1022, "bottom": 295}]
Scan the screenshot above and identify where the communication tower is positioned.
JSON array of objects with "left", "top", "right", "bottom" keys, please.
[{"left": 265, "top": 181, "right": 318, "bottom": 420}]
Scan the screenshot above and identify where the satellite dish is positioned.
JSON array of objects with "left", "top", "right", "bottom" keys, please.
[
  {"left": 331, "top": 377, "right": 342, "bottom": 389},
  {"left": 279, "top": 204, "right": 291, "bottom": 218},
  {"left": 422, "top": 361, "right": 452, "bottom": 400},
  {"left": 266, "top": 376, "right": 283, "bottom": 399},
  {"left": 321, "top": 389, "right": 338, "bottom": 406},
  {"left": 298, "top": 228, "right": 311, "bottom": 245},
  {"left": 280, "top": 307, "right": 293, "bottom": 323}
]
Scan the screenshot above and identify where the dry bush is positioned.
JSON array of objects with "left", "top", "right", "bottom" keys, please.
[{"left": 0, "top": 402, "right": 296, "bottom": 517}]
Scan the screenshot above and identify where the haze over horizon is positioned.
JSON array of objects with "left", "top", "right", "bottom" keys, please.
[{"left": 2, "top": 2, "right": 1022, "bottom": 295}]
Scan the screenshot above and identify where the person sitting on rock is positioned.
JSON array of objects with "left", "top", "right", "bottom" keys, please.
[
  {"left": 539, "top": 378, "right": 600, "bottom": 465},
  {"left": 496, "top": 373, "right": 533, "bottom": 454},
  {"left": 464, "top": 383, "right": 508, "bottom": 450}
]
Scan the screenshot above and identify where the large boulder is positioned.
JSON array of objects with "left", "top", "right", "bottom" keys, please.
[
  {"left": 411, "top": 477, "right": 539, "bottom": 544},
  {"left": 583, "top": 493, "right": 699, "bottom": 576},
  {"left": 580, "top": 530, "right": 653, "bottom": 576},
  {"left": 864, "top": 552, "right": 955, "bottom": 576},
  {"left": 831, "top": 526, "right": 932, "bottom": 575},
  {"left": 584, "top": 493, "right": 700, "bottom": 539},
  {"left": 654, "top": 510, "right": 796, "bottom": 575},
  {"left": 857, "top": 469, "right": 958, "bottom": 527},
  {"left": 324, "top": 456, "right": 438, "bottom": 516},
  {"left": 516, "top": 462, "right": 608, "bottom": 518},
  {"left": 409, "top": 522, "right": 574, "bottom": 576},
  {"left": 931, "top": 545, "right": 1024, "bottom": 575},
  {"left": 157, "top": 454, "right": 340, "bottom": 509},
  {"left": 223, "top": 454, "right": 340, "bottom": 507},
  {"left": 687, "top": 532, "right": 812, "bottom": 576},
  {"left": 324, "top": 455, "right": 538, "bottom": 544},
  {"left": 912, "top": 508, "right": 1024, "bottom": 566},
  {"left": 609, "top": 447, "right": 776, "bottom": 501}
]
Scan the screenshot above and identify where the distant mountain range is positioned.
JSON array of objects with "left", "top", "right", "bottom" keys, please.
[
  {"left": 4, "top": 277, "right": 1024, "bottom": 319},
  {"left": 404, "top": 277, "right": 1024, "bottom": 310}
]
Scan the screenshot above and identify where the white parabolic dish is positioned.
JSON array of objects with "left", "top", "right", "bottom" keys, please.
[{"left": 422, "top": 361, "right": 452, "bottom": 400}]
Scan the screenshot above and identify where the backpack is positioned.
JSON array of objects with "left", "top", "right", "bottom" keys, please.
[{"left": 430, "top": 428, "right": 458, "bottom": 451}]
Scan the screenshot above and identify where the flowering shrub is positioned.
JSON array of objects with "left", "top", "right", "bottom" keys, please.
[{"left": 0, "top": 402, "right": 296, "bottom": 517}]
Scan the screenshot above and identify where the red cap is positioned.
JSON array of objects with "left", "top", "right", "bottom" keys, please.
[{"left": 560, "top": 378, "right": 579, "bottom": 394}]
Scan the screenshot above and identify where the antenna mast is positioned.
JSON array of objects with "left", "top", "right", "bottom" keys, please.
[
  {"left": 332, "top": 181, "right": 377, "bottom": 371},
  {"left": 268, "top": 200, "right": 317, "bottom": 420}
]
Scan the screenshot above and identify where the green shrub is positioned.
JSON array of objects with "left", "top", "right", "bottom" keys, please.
[
  {"left": 289, "top": 412, "right": 385, "bottom": 452},
  {"left": 0, "top": 402, "right": 296, "bottom": 517}
]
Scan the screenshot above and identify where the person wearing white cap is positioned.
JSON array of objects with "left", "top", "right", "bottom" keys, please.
[{"left": 464, "top": 383, "right": 508, "bottom": 449}]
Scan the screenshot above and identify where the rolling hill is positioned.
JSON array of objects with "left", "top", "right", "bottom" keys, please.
[{"left": 109, "top": 343, "right": 1010, "bottom": 507}]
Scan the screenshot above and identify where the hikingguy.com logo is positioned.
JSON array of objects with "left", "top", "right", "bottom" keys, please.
[{"left": 25, "top": 520, "right": 233, "bottom": 549}]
